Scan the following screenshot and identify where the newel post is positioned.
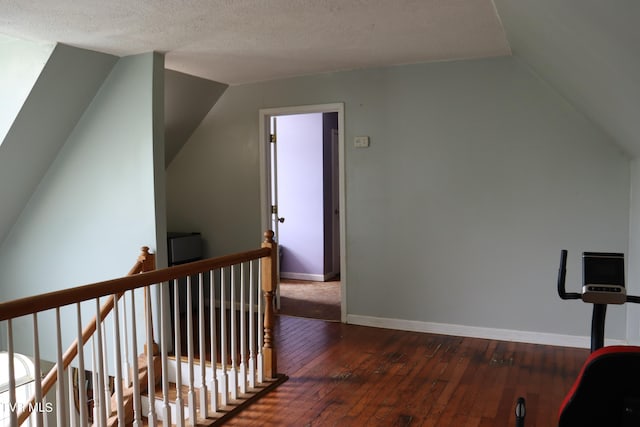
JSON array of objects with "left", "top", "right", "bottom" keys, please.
[
  {"left": 261, "top": 230, "right": 278, "bottom": 379},
  {"left": 138, "top": 246, "right": 160, "bottom": 356},
  {"left": 139, "top": 246, "right": 156, "bottom": 273},
  {"left": 126, "top": 246, "right": 155, "bottom": 276}
]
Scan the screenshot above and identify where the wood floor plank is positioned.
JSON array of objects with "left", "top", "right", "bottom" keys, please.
[{"left": 224, "top": 315, "right": 588, "bottom": 426}]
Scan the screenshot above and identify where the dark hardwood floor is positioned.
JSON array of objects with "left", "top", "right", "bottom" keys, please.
[{"left": 225, "top": 315, "right": 589, "bottom": 427}]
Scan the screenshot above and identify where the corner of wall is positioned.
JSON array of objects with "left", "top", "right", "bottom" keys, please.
[
  {"left": 627, "top": 158, "right": 640, "bottom": 344},
  {"left": 153, "top": 52, "right": 168, "bottom": 269}
]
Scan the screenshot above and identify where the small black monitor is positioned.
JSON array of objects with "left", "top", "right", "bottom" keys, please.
[
  {"left": 582, "top": 252, "right": 626, "bottom": 305},
  {"left": 583, "top": 252, "right": 625, "bottom": 288}
]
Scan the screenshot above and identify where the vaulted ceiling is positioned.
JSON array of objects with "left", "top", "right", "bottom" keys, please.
[
  {"left": 2, "top": 0, "right": 639, "bottom": 155},
  {"left": 2, "top": 0, "right": 510, "bottom": 84},
  {"left": 494, "top": 0, "right": 640, "bottom": 157}
]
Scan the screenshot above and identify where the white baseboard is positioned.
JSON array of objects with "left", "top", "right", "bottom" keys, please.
[
  {"left": 280, "top": 272, "right": 333, "bottom": 281},
  {"left": 346, "top": 314, "right": 626, "bottom": 349}
]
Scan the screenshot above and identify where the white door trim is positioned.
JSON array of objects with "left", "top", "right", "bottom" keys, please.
[{"left": 258, "top": 103, "right": 347, "bottom": 322}]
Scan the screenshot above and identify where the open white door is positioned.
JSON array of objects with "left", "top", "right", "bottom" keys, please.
[
  {"left": 269, "top": 117, "right": 286, "bottom": 235},
  {"left": 269, "top": 116, "right": 284, "bottom": 308},
  {"left": 259, "top": 103, "right": 347, "bottom": 321}
]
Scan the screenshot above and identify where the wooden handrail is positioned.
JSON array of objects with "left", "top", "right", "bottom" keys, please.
[
  {"left": 16, "top": 247, "right": 155, "bottom": 425},
  {"left": 6, "top": 235, "right": 277, "bottom": 425},
  {"left": 0, "top": 247, "right": 270, "bottom": 322}
]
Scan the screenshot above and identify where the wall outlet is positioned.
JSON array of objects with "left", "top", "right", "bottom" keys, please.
[{"left": 354, "top": 136, "right": 370, "bottom": 148}]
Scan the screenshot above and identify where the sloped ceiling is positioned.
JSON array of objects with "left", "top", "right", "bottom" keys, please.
[
  {"left": 2, "top": 1, "right": 639, "bottom": 156},
  {"left": 0, "top": 0, "right": 510, "bottom": 84},
  {"left": 0, "top": 34, "right": 55, "bottom": 145},
  {"left": 494, "top": 0, "right": 640, "bottom": 157},
  {"left": 164, "top": 70, "right": 228, "bottom": 167},
  {"left": 0, "top": 45, "right": 117, "bottom": 244}
]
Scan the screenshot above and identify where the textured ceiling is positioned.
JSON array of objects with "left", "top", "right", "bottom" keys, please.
[{"left": 0, "top": 0, "right": 511, "bottom": 84}]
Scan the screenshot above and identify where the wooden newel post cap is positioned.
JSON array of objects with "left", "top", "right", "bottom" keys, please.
[
  {"left": 138, "top": 246, "right": 156, "bottom": 272},
  {"left": 264, "top": 230, "right": 275, "bottom": 243},
  {"left": 138, "top": 246, "right": 151, "bottom": 262}
]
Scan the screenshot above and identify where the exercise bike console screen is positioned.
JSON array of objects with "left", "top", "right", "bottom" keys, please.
[{"left": 582, "top": 252, "right": 626, "bottom": 304}]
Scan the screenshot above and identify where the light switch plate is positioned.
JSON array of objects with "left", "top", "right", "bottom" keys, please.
[{"left": 354, "top": 136, "right": 370, "bottom": 148}]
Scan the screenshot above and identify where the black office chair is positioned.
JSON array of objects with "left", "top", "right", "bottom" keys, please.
[{"left": 557, "top": 345, "right": 640, "bottom": 426}]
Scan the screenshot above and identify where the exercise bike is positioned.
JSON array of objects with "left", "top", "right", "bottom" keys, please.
[{"left": 515, "top": 250, "right": 640, "bottom": 427}]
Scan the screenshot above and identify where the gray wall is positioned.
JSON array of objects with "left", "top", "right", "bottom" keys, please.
[
  {"left": 0, "top": 52, "right": 166, "bottom": 358},
  {"left": 0, "top": 44, "right": 117, "bottom": 245},
  {"left": 166, "top": 56, "right": 630, "bottom": 340}
]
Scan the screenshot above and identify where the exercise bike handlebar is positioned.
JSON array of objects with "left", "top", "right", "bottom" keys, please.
[
  {"left": 557, "top": 249, "right": 640, "bottom": 304},
  {"left": 518, "top": 249, "right": 639, "bottom": 425},
  {"left": 557, "top": 249, "right": 581, "bottom": 300}
]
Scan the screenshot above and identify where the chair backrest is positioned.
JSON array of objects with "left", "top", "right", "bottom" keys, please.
[{"left": 559, "top": 346, "right": 640, "bottom": 427}]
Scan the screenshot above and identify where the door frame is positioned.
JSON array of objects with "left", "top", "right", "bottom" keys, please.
[{"left": 258, "top": 103, "right": 346, "bottom": 322}]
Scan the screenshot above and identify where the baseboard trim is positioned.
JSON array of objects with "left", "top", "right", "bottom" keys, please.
[
  {"left": 346, "top": 314, "right": 626, "bottom": 349},
  {"left": 280, "top": 272, "right": 332, "bottom": 281}
]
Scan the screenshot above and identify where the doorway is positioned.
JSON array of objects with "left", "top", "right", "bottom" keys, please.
[{"left": 259, "top": 103, "right": 346, "bottom": 322}]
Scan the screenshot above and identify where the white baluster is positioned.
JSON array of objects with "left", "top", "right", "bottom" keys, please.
[
  {"left": 257, "top": 261, "right": 264, "bottom": 384},
  {"left": 186, "top": 275, "right": 196, "bottom": 425},
  {"left": 76, "top": 304, "right": 88, "bottom": 426},
  {"left": 209, "top": 270, "right": 219, "bottom": 413},
  {"left": 112, "top": 295, "right": 125, "bottom": 425},
  {"left": 91, "top": 334, "right": 101, "bottom": 426},
  {"left": 7, "top": 319, "right": 17, "bottom": 427},
  {"left": 42, "top": 394, "right": 50, "bottom": 427},
  {"left": 229, "top": 265, "right": 238, "bottom": 400},
  {"left": 94, "top": 298, "right": 109, "bottom": 427},
  {"left": 174, "top": 279, "right": 185, "bottom": 427},
  {"left": 219, "top": 268, "right": 228, "bottom": 406},
  {"left": 145, "top": 286, "right": 157, "bottom": 426},
  {"left": 101, "top": 322, "right": 111, "bottom": 418},
  {"left": 129, "top": 290, "right": 142, "bottom": 427},
  {"left": 239, "top": 262, "right": 247, "bottom": 394},
  {"left": 159, "top": 283, "right": 172, "bottom": 425},
  {"left": 55, "top": 308, "right": 67, "bottom": 427},
  {"left": 198, "top": 272, "right": 209, "bottom": 418},
  {"left": 32, "top": 314, "right": 44, "bottom": 427},
  {"left": 121, "top": 293, "right": 131, "bottom": 386},
  {"left": 67, "top": 369, "right": 76, "bottom": 427},
  {"left": 249, "top": 261, "right": 256, "bottom": 388}
]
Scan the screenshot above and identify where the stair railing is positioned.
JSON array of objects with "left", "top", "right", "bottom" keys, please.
[
  {"left": 3, "top": 246, "right": 155, "bottom": 426},
  {"left": 0, "top": 230, "right": 279, "bottom": 427}
]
